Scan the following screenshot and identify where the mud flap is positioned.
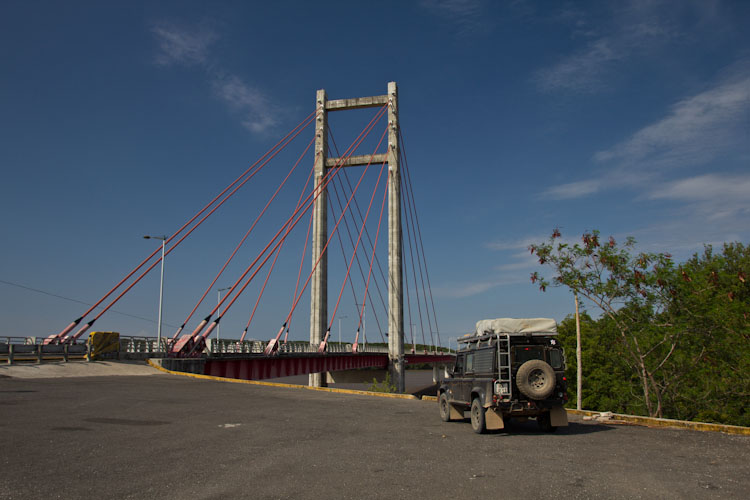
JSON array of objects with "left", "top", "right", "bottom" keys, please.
[
  {"left": 485, "top": 407, "right": 505, "bottom": 430},
  {"left": 449, "top": 404, "right": 463, "bottom": 420},
  {"left": 550, "top": 406, "right": 568, "bottom": 427}
]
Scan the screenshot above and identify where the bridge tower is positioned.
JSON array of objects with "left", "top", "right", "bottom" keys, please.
[{"left": 309, "top": 82, "right": 405, "bottom": 392}]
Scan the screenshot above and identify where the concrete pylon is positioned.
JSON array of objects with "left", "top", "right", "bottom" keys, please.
[
  {"left": 386, "top": 82, "right": 404, "bottom": 393},
  {"left": 309, "top": 83, "right": 404, "bottom": 392},
  {"left": 309, "top": 89, "right": 328, "bottom": 388}
]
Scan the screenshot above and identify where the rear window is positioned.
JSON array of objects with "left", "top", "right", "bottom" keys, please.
[
  {"left": 549, "top": 349, "right": 563, "bottom": 369},
  {"left": 514, "top": 346, "right": 544, "bottom": 364}
]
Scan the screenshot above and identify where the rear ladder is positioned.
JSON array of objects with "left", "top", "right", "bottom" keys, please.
[{"left": 496, "top": 334, "right": 512, "bottom": 400}]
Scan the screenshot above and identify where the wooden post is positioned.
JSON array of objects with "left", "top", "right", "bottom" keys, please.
[{"left": 575, "top": 293, "right": 582, "bottom": 410}]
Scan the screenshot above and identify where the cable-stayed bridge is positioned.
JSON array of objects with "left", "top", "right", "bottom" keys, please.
[{"left": 42, "top": 82, "right": 453, "bottom": 391}]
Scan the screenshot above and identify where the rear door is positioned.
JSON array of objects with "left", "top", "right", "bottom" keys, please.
[{"left": 460, "top": 351, "right": 475, "bottom": 403}]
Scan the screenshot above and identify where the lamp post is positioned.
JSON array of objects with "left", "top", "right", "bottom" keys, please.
[
  {"left": 410, "top": 323, "right": 416, "bottom": 353},
  {"left": 355, "top": 302, "right": 366, "bottom": 350},
  {"left": 217, "top": 287, "right": 230, "bottom": 341},
  {"left": 338, "top": 315, "right": 348, "bottom": 347},
  {"left": 143, "top": 235, "right": 167, "bottom": 353}
]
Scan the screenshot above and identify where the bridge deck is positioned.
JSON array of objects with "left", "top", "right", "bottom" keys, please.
[{"left": 203, "top": 352, "right": 454, "bottom": 381}]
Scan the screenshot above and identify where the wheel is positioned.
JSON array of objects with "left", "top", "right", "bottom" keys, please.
[
  {"left": 439, "top": 393, "right": 451, "bottom": 422},
  {"left": 537, "top": 412, "right": 557, "bottom": 432},
  {"left": 516, "top": 359, "right": 556, "bottom": 400},
  {"left": 470, "top": 398, "right": 486, "bottom": 434}
]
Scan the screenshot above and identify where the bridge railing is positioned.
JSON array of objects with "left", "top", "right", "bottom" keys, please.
[
  {"left": 119, "top": 336, "right": 167, "bottom": 355},
  {"left": 0, "top": 336, "right": 90, "bottom": 364},
  {"left": 204, "top": 338, "right": 392, "bottom": 355}
]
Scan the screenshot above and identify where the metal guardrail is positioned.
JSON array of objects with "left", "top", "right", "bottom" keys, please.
[
  {"left": 0, "top": 335, "right": 160, "bottom": 363},
  {"left": 0, "top": 339, "right": 89, "bottom": 364},
  {"left": 1, "top": 335, "right": 446, "bottom": 362}
]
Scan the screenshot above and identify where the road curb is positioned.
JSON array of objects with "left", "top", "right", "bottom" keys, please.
[
  {"left": 146, "top": 360, "right": 750, "bottom": 434},
  {"left": 566, "top": 409, "right": 750, "bottom": 436},
  {"left": 146, "top": 359, "right": 419, "bottom": 400},
  {"left": 413, "top": 396, "right": 749, "bottom": 435}
]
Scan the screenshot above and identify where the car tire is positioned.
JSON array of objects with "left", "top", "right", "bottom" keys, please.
[
  {"left": 471, "top": 398, "right": 486, "bottom": 434},
  {"left": 537, "top": 411, "right": 557, "bottom": 432},
  {"left": 516, "top": 359, "right": 556, "bottom": 400},
  {"left": 439, "top": 393, "right": 452, "bottom": 422}
]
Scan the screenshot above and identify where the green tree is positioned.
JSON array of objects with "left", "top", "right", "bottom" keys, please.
[
  {"left": 658, "top": 243, "right": 750, "bottom": 425},
  {"left": 530, "top": 230, "right": 681, "bottom": 417},
  {"left": 531, "top": 231, "right": 749, "bottom": 425}
]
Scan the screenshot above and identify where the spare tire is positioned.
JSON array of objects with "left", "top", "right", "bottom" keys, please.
[{"left": 516, "top": 359, "right": 556, "bottom": 400}]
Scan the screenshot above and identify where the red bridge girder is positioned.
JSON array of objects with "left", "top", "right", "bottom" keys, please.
[{"left": 203, "top": 353, "right": 454, "bottom": 381}]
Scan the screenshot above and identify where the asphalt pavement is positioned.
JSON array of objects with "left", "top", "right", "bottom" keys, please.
[{"left": 1, "top": 369, "right": 748, "bottom": 499}]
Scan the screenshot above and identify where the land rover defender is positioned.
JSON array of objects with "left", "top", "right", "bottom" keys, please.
[{"left": 438, "top": 318, "right": 568, "bottom": 433}]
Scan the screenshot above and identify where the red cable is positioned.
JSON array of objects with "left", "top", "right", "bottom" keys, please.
[
  {"left": 328, "top": 177, "right": 386, "bottom": 337},
  {"left": 353, "top": 165, "right": 390, "bottom": 350},
  {"left": 329, "top": 127, "right": 391, "bottom": 294},
  {"left": 327, "top": 196, "right": 363, "bottom": 341},
  {"left": 176, "top": 135, "right": 316, "bottom": 340},
  {"left": 66, "top": 113, "right": 316, "bottom": 342},
  {"left": 400, "top": 129, "right": 441, "bottom": 349},
  {"left": 266, "top": 124, "right": 389, "bottom": 349},
  {"left": 401, "top": 223, "right": 416, "bottom": 352},
  {"left": 193, "top": 106, "right": 389, "bottom": 344},
  {"left": 326, "top": 153, "right": 389, "bottom": 339},
  {"left": 401, "top": 166, "right": 428, "bottom": 349},
  {"left": 283, "top": 206, "right": 314, "bottom": 344},
  {"left": 241, "top": 160, "right": 317, "bottom": 340},
  {"left": 328, "top": 129, "right": 389, "bottom": 332},
  {"left": 52, "top": 110, "right": 316, "bottom": 342}
]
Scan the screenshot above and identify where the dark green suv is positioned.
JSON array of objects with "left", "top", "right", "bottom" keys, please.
[{"left": 438, "top": 318, "right": 568, "bottom": 433}]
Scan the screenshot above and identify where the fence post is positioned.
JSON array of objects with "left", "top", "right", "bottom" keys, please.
[
  {"left": 63, "top": 344, "right": 69, "bottom": 363},
  {"left": 8, "top": 344, "right": 13, "bottom": 365}
]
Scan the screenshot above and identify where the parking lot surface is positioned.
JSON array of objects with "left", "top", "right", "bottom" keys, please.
[{"left": 1, "top": 370, "right": 748, "bottom": 499}]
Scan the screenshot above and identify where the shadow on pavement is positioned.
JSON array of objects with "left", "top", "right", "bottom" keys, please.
[{"left": 447, "top": 417, "right": 615, "bottom": 435}]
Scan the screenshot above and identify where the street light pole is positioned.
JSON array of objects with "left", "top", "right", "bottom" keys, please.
[
  {"left": 143, "top": 235, "right": 167, "bottom": 353},
  {"left": 338, "top": 315, "right": 348, "bottom": 347},
  {"left": 217, "top": 287, "right": 230, "bottom": 341},
  {"left": 355, "top": 303, "right": 366, "bottom": 351}
]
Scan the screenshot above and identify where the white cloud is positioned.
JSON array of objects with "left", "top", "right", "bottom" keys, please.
[
  {"left": 544, "top": 179, "right": 602, "bottom": 200},
  {"left": 150, "top": 21, "right": 280, "bottom": 135},
  {"left": 151, "top": 23, "right": 217, "bottom": 67},
  {"left": 594, "top": 73, "right": 750, "bottom": 169},
  {"left": 536, "top": 37, "right": 624, "bottom": 93},
  {"left": 212, "top": 74, "right": 278, "bottom": 133},
  {"left": 650, "top": 173, "right": 750, "bottom": 203},
  {"left": 494, "top": 250, "right": 539, "bottom": 272},
  {"left": 435, "top": 276, "right": 526, "bottom": 299},
  {"left": 486, "top": 236, "right": 542, "bottom": 251},
  {"left": 534, "top": 2, "right": 677, "bottom": 93},
  {"left": 542, "top": 61, "right": 750, "bottom": 200},
  {"left": 420, "top": 0, "right": 492, "bottom": 36},
  {"left": 648, "top": 173, "right": 750, "bottom": 221}
]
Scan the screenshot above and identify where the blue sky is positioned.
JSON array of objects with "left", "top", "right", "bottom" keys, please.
[{"left": 1, "top": 0, "right": 748, "bottom": 345}]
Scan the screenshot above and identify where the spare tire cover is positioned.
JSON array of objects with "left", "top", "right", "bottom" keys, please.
[{"left": 516, "top": 359, "right": 556, "bottom": 400}]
